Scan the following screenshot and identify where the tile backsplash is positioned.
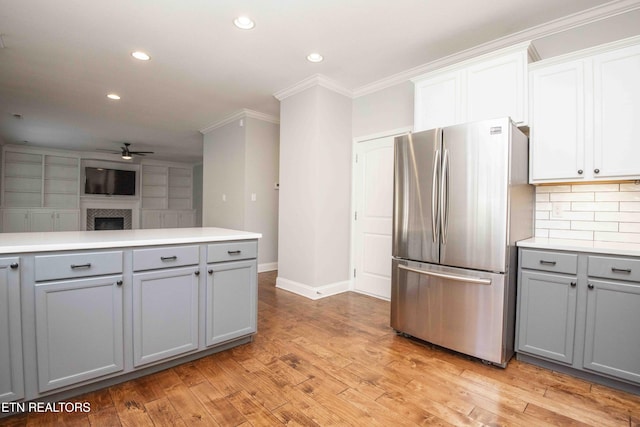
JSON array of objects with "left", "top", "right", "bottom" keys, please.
[{"left": 535, "top": 182, "right": 640, "bottom": 243}]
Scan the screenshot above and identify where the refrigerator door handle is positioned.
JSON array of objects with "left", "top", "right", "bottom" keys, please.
[
  {"left": 431, "top": 149, "right": 441, "bottom": 242},
  {"left": 440, "top": 149, "right": 450, "bottom": 244},
  {"left": 398, "top": 264, "right": 491, "bottom": 285}
]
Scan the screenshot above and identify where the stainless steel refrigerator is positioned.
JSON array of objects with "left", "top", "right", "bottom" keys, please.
[{"left": 391, "top": 117, "right": 533, "bottom": 367}]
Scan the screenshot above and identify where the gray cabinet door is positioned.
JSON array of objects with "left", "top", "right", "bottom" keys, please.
[
  {"left": 0, "top": 257, "right": 24, "bottom": 402},
  {"left": 132, "top": 267, "right": 199, "bottom": 367},
  {"left": 206, "top": 260, "right": 257, "bottom": 346},
  {"left": 35, "top": 275, "right": 124, "bottom": 392},
  {"left": 517, "top": 270, "right": 577, "bottom": 364},
  {"left": 584, "top": 279, "right": 640, "bottom": 384}
]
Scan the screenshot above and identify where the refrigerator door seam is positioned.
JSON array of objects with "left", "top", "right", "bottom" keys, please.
[{"left": 398, "top": 264, "right": 491, "bottom": 285}]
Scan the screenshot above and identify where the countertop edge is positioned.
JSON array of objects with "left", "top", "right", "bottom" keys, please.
[
  {"left": 517, "top": 237, "right": 640, "bottom": 257},
  {"left": 0, "top": 227, "right": 262, "bottom": 254}
]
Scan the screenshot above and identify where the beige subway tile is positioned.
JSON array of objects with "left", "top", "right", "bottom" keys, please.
[
  {"left": 536, "top": 185, "right": 571, "bottom": 193},
  {"left": 553, "top": 211, "right": 593, "bottom": 221},
  {"left": 620, "top": 202, "right": 640, "bottom": 212},
  {"left": 535, "top": 229, "right": 549, "bottom": 238},
  {"left": 571, "top": 221, "right": 618, "bottom": 232},
  {"left": 549, "top": 229, "right": 593, "bottom": 240},
  {"left": 536, "top": 211, "right": 550, "bottom": 220},
  {"left": 537, "top": 220, "right": 570, "bottom": 230},
  {"left": 594, "top": 231, "right": 640, "bottom": 244},
  {"left": 595, "top": 212, "right": 640, "bottom": 223},
  {"left": 550, "top": 192, "right": 594, "bottom": 202},
  {"left": 620, "top": 183, "right": 640, "bottom": 192},
  {"left": 620, "top": 223, "right": 640, "bottom": 233},
  {"left": 571, "top": 183, "right": 619, "bottom": 192},
  {"left": 536, "top": 202, "right": 551, "bottom": 211},
  {"left": 595, "top": 192, "right": 640, "bottom": 202},
  {"left": 536, "top": 193, "right": 550, "bottom": 202},
  {"left": 571, "top": 202, "right": 618, "bottom": 212}
]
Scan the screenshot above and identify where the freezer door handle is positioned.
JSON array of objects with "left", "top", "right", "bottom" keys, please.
[
  {"left": 431, "top": 148, "right": 441, "bottom": 243},
  {"left": 439, "top": 149, "right": 450, "bottom": 244},
  {"left": 398, "top": 264, "right": 491, "bottom": 285}
]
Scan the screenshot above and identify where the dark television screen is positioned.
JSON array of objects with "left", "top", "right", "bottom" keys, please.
[{"left": 84, "top": 167, "right": 136, "bottom": 195}]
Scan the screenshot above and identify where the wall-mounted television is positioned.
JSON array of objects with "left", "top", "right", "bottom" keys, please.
[{"left": 84, "top": 167, "right": 136, "bottom": 196}]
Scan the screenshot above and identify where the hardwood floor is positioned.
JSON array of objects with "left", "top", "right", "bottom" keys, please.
[{"left": 3, "top": 270, "right": 640, "bottom": 426}]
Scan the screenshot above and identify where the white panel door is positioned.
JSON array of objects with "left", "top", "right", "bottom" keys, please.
[
  {"left": 55, "top": 210, "right": 80, "bottom": 231},
  {"left": 592, "top": 44, "right": 640, "bottom": 180},
  {"left": 353, "top": 136, "right": 394, "bottom": 300},
  {"left": 529, "top": 60, "right": 586, "bottom": 183},
  {"left": 30, "top": 210, "right": 55, "bottom": 232}
]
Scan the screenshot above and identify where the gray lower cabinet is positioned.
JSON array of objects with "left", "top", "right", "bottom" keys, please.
[
  {"left": 206, "top": 260, "right": 257, "bottom": 346},
  {"left": 517, "top": 270, "right": 577, "bottom": 364},
  {"left": 35, "top": 275, "right": 124, "bottom": 392},
  {"left": 0, "top": 257, "right": 24, "bottom": 402},
  {"left": 583, "top": 278, "right": 640, "bottom": 383},
  {"left": 132, "top": 267, "right": 200, "bottom": 367},
  {"left": 517, "top": 248, "right": 640, "bottom": 389}
]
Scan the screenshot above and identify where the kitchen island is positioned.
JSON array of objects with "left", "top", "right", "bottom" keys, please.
[
  {"left": 0, "top": 227, "right": 261, "bottom": 404},
  {"left": 516, "top": 237, "right": 640, "bottom": 394}
]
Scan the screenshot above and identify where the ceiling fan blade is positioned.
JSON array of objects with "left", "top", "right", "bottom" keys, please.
[
  {"left": 130, "top": 151, "right": 154, "bottom": 154},
  {"left": 95, "top": 149, "right": 121, "bottom": 153}
]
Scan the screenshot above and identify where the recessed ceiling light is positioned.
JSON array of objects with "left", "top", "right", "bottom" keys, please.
[
  {"left": 107, "top": 93, "right": 121, "bottom": 100},
  {"left": 131, "top": 51, "right": 150, "bottom": 61},
  {"left": 233, "top": 16, "right": 255, "bottom": 30},
  {"left": 307, "top": 53, "right": 323, "bottom": 63}
]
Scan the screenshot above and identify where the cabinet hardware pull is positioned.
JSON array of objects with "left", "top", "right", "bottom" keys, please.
[
  {"left": 577, "top": 169, "right": 583, "bottom": 175},
  {"left": 116, "top": 280, "right": 123, "bottom": 286},
  {"left": 10, "top": 263, "right": 19, "bottom": 269},
  {"left": 208, "top": 269, "right": 213, "bottom": 274},
  {"left": 611, "top": 267, "right": 631, "bottom": 274},
  {"left": 570, "top": 282, "right": 576, "bottom": 287},
  {"left": 228, "top": 250, "right": 241, "bottom": 255},
  {"left": 71, "top": 263, "right": 91, "bottom": 269},
  {"left": 594, "top": 168, "right": 600, "bottom": 174},
  {"left": 161, "top": 256, "right": 177, "bottom": 261},
  {"left": 194, "top": 270, "right": 200, "bottom": 276},
  {"left": 539, "top": 260, "right": 556, "bottom": 266},
  {"left": 588, "top": 283, "right": 594, "bottom": 290}
]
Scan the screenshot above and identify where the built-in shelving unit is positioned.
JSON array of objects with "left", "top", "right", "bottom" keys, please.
[
  {"left": 44, "top": 155, "right": 80, "bottom": 208},
  {"left": 3, "top": 151, "right": 44, "bottom": 207},
  {"left": 168, "top": 167, "right": 192, "bottom": 210},
  {"left": 141, "top": 165, "right": 168, "bottom": 209}
]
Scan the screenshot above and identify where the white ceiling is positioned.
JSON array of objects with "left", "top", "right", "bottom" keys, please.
[{"left": 1, "top": 0, "right": 639, "bottom": 163}]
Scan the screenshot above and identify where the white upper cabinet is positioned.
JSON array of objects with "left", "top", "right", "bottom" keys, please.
[
  {"left": 413, "top": 42, "right": 536, "bottom": 131},
  {"left": 592, "top": 44, "right": 640, "bottom": 180},
  {"left": 530, "top": 37, "right": 640, "bottom": 184}
]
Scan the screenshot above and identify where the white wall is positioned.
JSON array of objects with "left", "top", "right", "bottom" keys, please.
[
  {"left": 352, "top": 81, "right": 414, "bottom": 138},
  {"left": 202, "top": 120, "right": 245, "bottom": 230},
  {"left": 202, "top": 116, "right": 280, "bottom": 268},
  {"left": 192, "top": 163, "right": 203, "bottom": 226},
  {"left": 277, "top": 85, "right": 352, "bottom": 297}
]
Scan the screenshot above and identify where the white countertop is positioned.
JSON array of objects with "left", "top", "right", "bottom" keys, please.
[
  {"left": 517, "top": 237, "right": 640, "bottom": 257},
  {"left": 0, "top": 227, "right": 262, "bottom": 254}
]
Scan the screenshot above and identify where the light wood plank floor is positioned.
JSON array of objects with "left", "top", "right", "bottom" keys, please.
[{"left": 3, "top": 271, "right": 640, "bottom": 426}]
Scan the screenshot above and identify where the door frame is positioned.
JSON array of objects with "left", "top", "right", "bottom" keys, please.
[{"left": 350, "top": 126, "right": 412, "bottom": 297}]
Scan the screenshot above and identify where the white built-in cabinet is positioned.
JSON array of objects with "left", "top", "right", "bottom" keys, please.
[
  {"left": 0, "top": 257, "right": 24, "bottom": 402},
  {"left": 140, "top": 164, "right": 194, "bottom": 230},
  {"left": 141, "top": 209, "right": 195, "bottom": 229},
  {"left": 2, "top": 209, "right": 80, "bottom": 233},
  {"left": 529, "top": 37, "right": 640, "bottom": 183},
  {"left": 413, "top": 42, "right": 537, "bottom": 131}
]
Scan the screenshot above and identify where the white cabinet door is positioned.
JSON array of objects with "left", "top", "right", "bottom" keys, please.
[
  {"left": 141, "top": 210, "right": 163, "bottom": 229},
  {"left": 530, "top": 60, "right": 586, "bottom": 183},
  {"left": 0, "top": 257, "right": 24, "bottom": 402},
  {"left": 30, "top": 210, "right": 55, "bottom": 232},
  {"left": 132, "top": 267, "right": 199, "bottom": 367},
  {"left": 162, "top": 211, "right": 178, "bottom": 228},
  {"left": 206, "top": 260, "right": 257, "bottom": 346},
  {"left": 466, "top": 51, "right": 527, "bottom": 124},
  {"left": 178, "top": 211, "right": 195, "bottom": 228},
  {"left": 592, "top": 44, "right": 640, "bottom": 180},
  {"left": 35, "top": 275, "right": 124, "bottom": 392},
  {"left": 414, "top": 71, "right": 461, "bottom": 131},
  {"left": 55, "top": 210, "right": 80, "bottom": 231},
  {"left": 2, "top": 210, "right": 29, "bottom": 233}
]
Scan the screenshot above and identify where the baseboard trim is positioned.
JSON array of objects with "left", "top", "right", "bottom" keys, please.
[
  {"left": 275, "top": 277, "right": 350, "bottom": 300},
  {"left": 258, "top": 262, "right": 278, "bottom": 273}
]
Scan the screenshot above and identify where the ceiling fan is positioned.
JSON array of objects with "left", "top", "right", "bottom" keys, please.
[{"left": 98, "top": 143, "right": 154, "bottom": 160}]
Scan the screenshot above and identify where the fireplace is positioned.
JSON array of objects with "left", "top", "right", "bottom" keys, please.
[
  {"left": 95, "top": 217, "right": 125, "bottom": 230},
  {"left": 86, "top": 209, "right": 132, "bottom": 231}
]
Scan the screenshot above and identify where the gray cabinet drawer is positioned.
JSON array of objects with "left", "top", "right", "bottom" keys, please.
[
  {"left": 35, "top": 251, "right": 123, "bottom": 282},
  {"left": 520, "top": 249, "right": 577, "bottom": 274},
  {"left": 133, "top": 245, "right": 199, "bottom": 272},
  {"left": 207, "top": 241, "right": 257, "bottom": 263},
  {"left": 588, "top": 255, "right": 640, "bottom": 282}
]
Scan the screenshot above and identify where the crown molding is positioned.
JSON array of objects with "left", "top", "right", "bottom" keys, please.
[
  {"left": 273, "top": 74, "right": 353, "bottom": 101},
  {"left": 529, "top": 34, "right": 640, "bottom": 68},
  {"left": 353, "top": 0, "right": 640, "bottom": 97},
  {"left": 200, "top": 108, "right": 279, "bottom": 134}
]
